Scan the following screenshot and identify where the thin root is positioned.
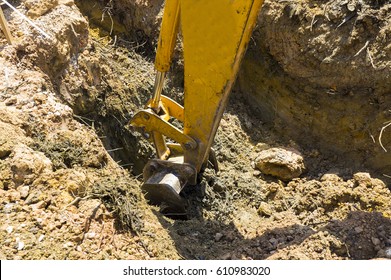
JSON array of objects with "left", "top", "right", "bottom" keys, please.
[{"left": 378, "top": 121, "right": 391, "bottom": 152}]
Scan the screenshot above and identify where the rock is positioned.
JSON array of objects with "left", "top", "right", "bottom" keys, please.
[
  {"left": 30, "top": 201, "right": 46, "bottom": 210},
  {"left": 4, "top": 203, "right": 14, "bottom": 214},
  {"left": 353, "top": 173, "right": 372, "bottom": 187},
  {"left": 385, "top": 248, "right": 391, "bottom": 259},
  {"left": 320, "top": 173, "right": 342, "bottom": 182},
  {"left": 257, "top": 202, "right": 273, "bottom": 217},
  {"left": 6, "top": 226, "right": 13, "bottom": 234},
  {"left": 63, "top": 241, "right": 74, "bottom": 248},
  {"left": 269, "top": 238, "right": 278, "bottom": 249},
  {"left": 85, "top": 232, "right": 96, "bottom": 239},
  {"left": 254, "top": 148, "right": 305, "bottom": 181},
  {"left": 38, "top": 235, "right": 45, "bottom": 242},
  {"left": 16, "top": 241, "right": 25, "bottom": 251},
  {"left": 221, "top": 253, "right": 231, "bottom": 260},
  {"left": 25, "top": 0, "right": 58, "bottom": 19},
  {"left": 4, "top": 97, "right": 17, "bottom": 106},
  {"left": 10, "top": 144, "right": 52, "bottom": 186},
  {"left": 25, "top": 191, "right": 42, "bottom": 205},
  {"left": 58, "top": 0, "right": 74, "bottom": 6},
  {"left": 371, "top": 237, "right": 381, "bottom": 246},
  {"left": 354, "top": 226, "right": 363, "bottom": 233},
  {"left": 0, "top": 121, "right": 28, "bottom": 158},
  {"left": 17, "top": 185, "right": 30, "bottom": 199},
  {"left": 215, "top": 233, "right": 223, "bottom": 242},
  {"left": 64, "top": 170, "right": 88, "bottom": 196}
]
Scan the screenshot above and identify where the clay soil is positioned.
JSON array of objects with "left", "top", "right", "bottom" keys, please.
[{"left": 0, "top": 0, "right": 391, "bottom": 260}]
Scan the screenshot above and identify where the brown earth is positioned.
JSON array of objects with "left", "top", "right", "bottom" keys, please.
[{"left": 0, "top": 0, "right": 390, "bottom": 260}]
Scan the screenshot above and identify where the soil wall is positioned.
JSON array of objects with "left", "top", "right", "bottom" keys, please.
[{"left": 239, "top": 0, "right": 391, "bottom": 176}]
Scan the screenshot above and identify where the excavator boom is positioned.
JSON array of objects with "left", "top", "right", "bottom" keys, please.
[
  {"left": 131, "top": 0, "right": 264, "bottom": 215},
  {"left": 0, "top": 4, "right": 13, "bottom": 44}
]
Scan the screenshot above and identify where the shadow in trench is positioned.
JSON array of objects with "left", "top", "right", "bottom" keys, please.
[{"left": 152, "top": 188, "right": 391, "bottom": 260}]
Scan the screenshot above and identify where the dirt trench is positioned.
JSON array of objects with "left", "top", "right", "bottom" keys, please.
[
  {"left": 0, "top": 0, "right": 391, "bottom": 260},
  {"left": 241, "top": 0, "right": 391, "bottom": 177}
]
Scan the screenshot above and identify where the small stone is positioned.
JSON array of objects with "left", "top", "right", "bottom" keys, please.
[
  {"left": 5, "top": 97, "right": 17, "bottom": 106},
  {"left": 85, "top": 232, "right": 96, "bottom": 239},
  {"left": 6, "top": 226, "right": 13, "bottom": 234},
  {"left": 10, "top": 145, "right": 52, "bottom": 186},
  {"left": 38, "top": 235, "right": 45, "bottom": 242},
  {"left": 221, "top": 253, "right": 231, "bottom": 260},
  {"left": 320, "top": 173, "right": 342, "bottom": 182},
  {"left": 17, "top": 241, "right": 25, "bottom": 251},
  {"left": 25, "top": 0, "right": 58, "bottom": 19},
  {"left": 269, "top": 237, "right": 278, "bottom": 248},
  {"left": 63, "top": 241, "right": 74, "bottom": 248},
  {"left": 354, "top": 226, "right": 363, "bottom": 233},
  {"left": 347, "top": 3, "right": 356, "bottom": 12},
  {"left": 58, "top": 0, "right": 74, "bottom": 6},
  {"left": 372, "top": 237, "right": 381, "bottom": 246},
  {"left": 212, "top": 180, "right": 225, "bottom": 193},
  {"left": 385, "top": 247, "right": 391, "bottom": 258},
  {"left": 30, "top": 201, "right": 46, "bottom": 210},
  {"left": 29, "top": 227, "right": 39, "bottom": 234},
  {"left": 353, "top": 172, "right": 372, "bottom": 186},
  {"left": 25, "top": 193, "right": 41, "bottom": 205},
  {"left": 17, "top": 185, "right": 30, "bottom": 199},
  {"left": 257, "top": 202, "right": 273, "bottom": 217},
  {"left": 377, "top": 249, "right": 386, "bottom": 258},
  {"left": 215, "top": 233, "right": 223, "bottom": 242},
  {"left": 4, "top": 203, "right": 14, "bottom": 214}
]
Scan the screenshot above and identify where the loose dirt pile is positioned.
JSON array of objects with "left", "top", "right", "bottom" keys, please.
[{"left": 0, "top": 0, "right": 390, "bottom": 260}]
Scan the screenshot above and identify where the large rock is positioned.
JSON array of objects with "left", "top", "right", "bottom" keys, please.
[{"left": 255, "top": 148, "right": 305, "bottom": 181}]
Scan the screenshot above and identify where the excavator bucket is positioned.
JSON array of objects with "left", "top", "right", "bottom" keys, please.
[
  {"left": 131, "top": 0, "right": 263, "bottom": 215},
  {"left": 141, "top": 159, "right": 196, "bottom": 216}
]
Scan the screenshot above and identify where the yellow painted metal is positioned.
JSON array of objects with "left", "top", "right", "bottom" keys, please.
[
  {"left": 154, "top": 0, "right": 180, "bottom": 72},
  {"left": 131, "top": 109, "right": 197, "bottom": 151},
  {"left": 154, "top": 95, "right": 184, "bottom": 122},
  {"left": 147, "top": 0, "right": 180, "bottom": 160},
  {"left": 181, "top": 0, "right": 264, "bottom": 171},
  {"left": 0, "top": 5, "right": 13, "bottom": 44},
  {"left": 131, "top": 0, "right": 263, "bottom": 174}
]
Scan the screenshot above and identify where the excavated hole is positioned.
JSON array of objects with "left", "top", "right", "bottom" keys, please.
[
  {"left": 0, "top": 0, "right": 391, "bottom": 259},
  {"left": 4, "top": 0, "right": 385, "bottom": 260}
]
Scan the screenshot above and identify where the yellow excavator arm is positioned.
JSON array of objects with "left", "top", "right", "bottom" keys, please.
[
  {"left": 0, "top": 4, "right": 13, "bottom": 44},
  {"left": 130, "top": 0, "right": 264, "bottom": 215}
]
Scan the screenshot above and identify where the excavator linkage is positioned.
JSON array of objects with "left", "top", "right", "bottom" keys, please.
[{"left": 131, "top": 0, "right": 264, "bottom": 214}]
